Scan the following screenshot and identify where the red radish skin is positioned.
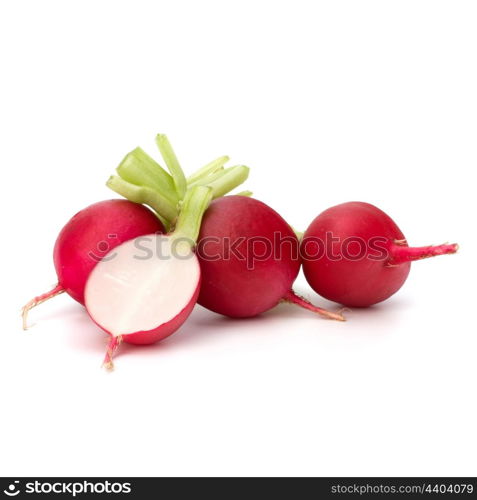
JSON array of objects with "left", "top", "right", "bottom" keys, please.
[
  {"left": 197, "top": 196, "right": 344, "bottom": 320},
  {"left": 22, "top": 199, "right": 164, "bottom": 328},
  {"left": 301, "top": 201, "right": 458, "bottom": 307}
]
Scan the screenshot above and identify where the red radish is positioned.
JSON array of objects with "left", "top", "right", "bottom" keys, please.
[
  {"left": 301, "top": 201, "right": 458, "bottom": 307},
  {"left": 196, "top": 196, "right": 344, "bottom": 320},
  {"left": 84, "top": 186, "right": 212, "bottom": 369},
  {"left": 22, "top": 200, "right": 164, "bottom": 328}
]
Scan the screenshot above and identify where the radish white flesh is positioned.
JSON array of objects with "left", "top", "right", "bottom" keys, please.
[{"left": 85, "top": 234, "right": 200, "bottom": 339}]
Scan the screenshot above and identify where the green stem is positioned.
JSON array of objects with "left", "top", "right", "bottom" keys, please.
[
  {"left": 107, "top": 175, "right": 178, "bottom": 226},
  {"left": 108, "top": 136, "right": 250, "bottom": 233},
  {"left": 187, "top": 156, "right": 230, "bottom": 184},
  {"left": 187, "top": 165, "right": 250, "bottom": 195},
  {"left": 173, "top": 186, "right": 213, "bottom": 244},
  {"left": 187, "top": 168, "right": 225, "bottom": 189},
  {"left": 207, "top": 165, "right": 250, "bottom": 198},
  {"left": 155, "top": 134, "right": 187, "bottom": 199},
  {"left": 117, "top": 148, "right": 178, "bottom": 205},
  {"left": 234, "top": 190, "right": 253, "bottom": 197}
]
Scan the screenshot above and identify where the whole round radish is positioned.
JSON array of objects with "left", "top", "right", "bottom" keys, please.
[
  {"left": 84, "top": 186, "right": 212, "bottom": 369},
  {"left": 301, "top": 201, "right": 458, "bottom": 307},
  {"left": 22, "top": 199, "right": 165, "bottom": 328},
  {"left": 196, "top": 196, "right": 344, "bottom": 320}
]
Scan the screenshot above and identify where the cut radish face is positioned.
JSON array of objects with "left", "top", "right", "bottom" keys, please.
[{"left": 85, "top": 234, "right": 200, "bottom": 343}]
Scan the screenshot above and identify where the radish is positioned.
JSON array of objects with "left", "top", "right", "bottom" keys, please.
[
  {"left": 22, "top": 199, "right": 165, "bottom": 328},
  {"left": 85, "top": 186, "right": 212, "bottom": 369},
  {"left": 196, "top": 196, "right": 345, "bottom": 320},
  {"left": 301, "top": 201, "right": 458, "bottom": 307}
]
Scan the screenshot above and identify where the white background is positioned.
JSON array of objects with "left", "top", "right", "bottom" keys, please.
[{"left": 0, "top": 0, "right": 475, "bottom": 477}]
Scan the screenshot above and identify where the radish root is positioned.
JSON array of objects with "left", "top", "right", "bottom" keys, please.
[
  {"left": 102, "top": 336, "right": 123, "bottom": 371},
  {"left": 389, "top": 242, "right": 458, "bottom": 265},
  {"left": 282, "top": 290, "right": 346, "bottom": 321},
  {"left": 22, "top": 284, "right": 65, "bottom": 330}
]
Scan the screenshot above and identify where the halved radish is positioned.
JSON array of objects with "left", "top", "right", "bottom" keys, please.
[
  {"left": 85, "top": 185, "right": 212, "bottom": 369},
  {"left": 86, "top": 234, "right": 201, "bottom": 368}
]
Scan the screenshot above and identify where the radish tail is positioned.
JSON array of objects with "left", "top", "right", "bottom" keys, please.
[
  {"left": 389, "top": 242, "right": 458, "bottom": 265},
  {"left": 282, "top": 290, "right": 346, "bottom": 321},
  {"left": 102, "top": 336, "right": 123, "bottom": 371},
  {"left": 22, "top": 283, "right": 65, "bottom": 330}
]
